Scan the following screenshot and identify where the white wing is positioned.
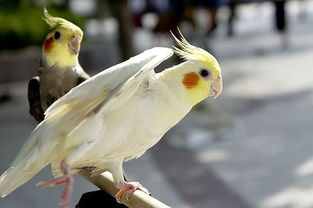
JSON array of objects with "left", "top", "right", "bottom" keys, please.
[
  {"left": 0, "top": 47, "right": 173, "bottom": 197},
  {"left": 44, "top": 47, "right": 173, "bottom": 123},
  {"left": 50, "top": 47, "right": 173, "bottom": 174}
]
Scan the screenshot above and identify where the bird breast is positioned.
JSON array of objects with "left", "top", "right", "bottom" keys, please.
[
  {"left": 39, "top": 66, "right": 82, "bottom": 110},
  {"left": 79, "top": 81, "right": 192, "bottom": 165}
]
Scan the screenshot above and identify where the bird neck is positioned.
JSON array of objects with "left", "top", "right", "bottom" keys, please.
[{"left": 157, "top": 62, "right": 195, "bottom": 106}]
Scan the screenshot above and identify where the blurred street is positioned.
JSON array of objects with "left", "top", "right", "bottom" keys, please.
[{"left": 1, "top": 1, "right": 313, "bottom": 208}]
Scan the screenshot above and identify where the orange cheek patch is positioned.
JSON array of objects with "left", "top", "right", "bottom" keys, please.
[
  {"left": 182, "top": 72, "right": 200, "bottom": 89},
  {"left": 43, "top": 37, "right": 53, "bottom": 52}
]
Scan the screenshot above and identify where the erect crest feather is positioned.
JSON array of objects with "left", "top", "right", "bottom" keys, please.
[
  {"left": 43, "top": 8, "right": 83, "bottom": 37},
  {"left": 170, "top": 29, "right": 216, "bottom": 66}
]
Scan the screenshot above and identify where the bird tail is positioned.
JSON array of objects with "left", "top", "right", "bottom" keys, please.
[{"left": 0, "top": 121, "right": 55, "bottom": 197}]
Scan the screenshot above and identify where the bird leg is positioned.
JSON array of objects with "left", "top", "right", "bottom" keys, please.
[
  {"left": 115, "top": 181, "right": 149, "bottom": 203},
  {"left": 37, "top": 161, "right": 73, "bottom": 208}
]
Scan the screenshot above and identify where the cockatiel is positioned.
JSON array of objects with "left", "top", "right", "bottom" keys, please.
[
  {"left": 0, "top": 33, "right": 223, "bottom": 208},
  {"left": 28, "top": 9, "right": 89, "bottom": 122}
]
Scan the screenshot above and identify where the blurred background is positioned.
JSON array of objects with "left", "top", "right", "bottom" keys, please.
[{"left": 1, "top": 0, "right": 313, "bottom": 207}]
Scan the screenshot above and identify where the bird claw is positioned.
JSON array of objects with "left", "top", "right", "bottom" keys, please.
[
  {"left": 37, "top": 175, "right": 71, "bottom": 187},
  {"left": 37, "top": 174, "right": 73, "bottom": 208},
  {"left": 115, "top": 182, "right": 149, "bottom": 203},
  {"left": 36, "top": 161, "right": 73, "bottom": 208}
]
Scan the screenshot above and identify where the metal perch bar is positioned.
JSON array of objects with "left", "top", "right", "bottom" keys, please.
[{"left": 80, "top": 170, "right": 171, "bottom": 208}]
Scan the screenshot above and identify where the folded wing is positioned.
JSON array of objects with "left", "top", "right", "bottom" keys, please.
[
  {"left": 0, "top": 48, "right": 173, "bottom": 197},
  {"left": 45, "top": 47, "right": 173, "bottom": 123}
]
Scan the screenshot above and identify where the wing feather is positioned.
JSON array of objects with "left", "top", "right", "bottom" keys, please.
[
  {"left": 94, "top": 47, "right": 174, "bottom": 116},
  {"left": 46, "top": 47, "right": 173, "bottom": 168},
  {"left": 45, "top": 47, "right": 173, "bottom": 123}
]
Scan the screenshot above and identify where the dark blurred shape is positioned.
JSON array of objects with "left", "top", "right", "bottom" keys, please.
[
  {"left": 272, "top": 0, "right": 289, "bottom": 47},
  {"left": 109, "top": 0, "right": 134, "bottom": 61},
  {"left": 153, "top": 0, "right": 185, "bottom": 36},
  {"left": 28, "top": 76, "right": 44, "bottom": 122},
  {"left": 131, "top": 0, "right": 149, "bottom": 28},
  {"left": 0, "top": 93, "right": 12, "bottom": 104},
  {"left": 273, "top": 0, "right": 287, "bottom": 33},
  {"left": 197, "top": 0, "right": 221, "bottom": 35},
  {"left": 227, "top": 0, "right": 239, "bottom": 37},
  {"left": 76, "top": 190, "right": 127, "bottom": 208}
]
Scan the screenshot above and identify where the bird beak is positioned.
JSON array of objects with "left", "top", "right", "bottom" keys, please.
[
  {"left": 210, "top": 75, "right": 223, "bottom": 98},
  {"left": 68, "top": 34, "right": 80, "bottom": 55}
]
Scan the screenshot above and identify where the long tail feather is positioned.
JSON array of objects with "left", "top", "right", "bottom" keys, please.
[
  {"left": 0, "top": 151, "right": 48, "bottom": 197},
  {"left": 0, "top": 121, "right": 55, "bottom": 197}
]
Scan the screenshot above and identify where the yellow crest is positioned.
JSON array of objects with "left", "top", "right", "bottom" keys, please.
[
  {"left": 43, "top": 8, "right": 83, "bottom": 37},
  {"left": 170, "top": 29, "right": 219, "bottom": 71}
]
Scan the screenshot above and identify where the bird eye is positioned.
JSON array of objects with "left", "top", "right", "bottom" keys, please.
[
  {"left": 54, "top": 31, "right": 61, "bottom": 39},
  {"left": 200, "top": 69, "right": 210, "bottom": 78}
]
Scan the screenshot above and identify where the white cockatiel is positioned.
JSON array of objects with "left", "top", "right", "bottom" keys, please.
[{"left": 0, "top": 34, "right": 223, "bottom": 208}]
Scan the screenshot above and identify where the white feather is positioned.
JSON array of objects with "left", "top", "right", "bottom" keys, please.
[{"left": 0, "top": 47, "right": 175, "bottom": 196}]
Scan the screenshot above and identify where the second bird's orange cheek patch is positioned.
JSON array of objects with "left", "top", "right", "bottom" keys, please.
[
  {"left": 182, "top": 72, "right": 200, "bottom": 89},
  {"left": 44, "top": 37, "right": 54, "bottom": 52}
]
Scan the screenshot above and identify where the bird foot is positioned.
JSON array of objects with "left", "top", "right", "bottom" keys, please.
[
  {"left": 37, "top": 161, "right": 73, "bottom": 208},
  {"left": 37, "top": 175, "right": 71, "bottom": 187},
  {"left": 115, "top": 181, "right": 149, "bottom": 203}
]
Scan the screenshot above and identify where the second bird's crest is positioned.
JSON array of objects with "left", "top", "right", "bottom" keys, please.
[{"left": 42, "top": 8, "right": 83, "bottom": 37}]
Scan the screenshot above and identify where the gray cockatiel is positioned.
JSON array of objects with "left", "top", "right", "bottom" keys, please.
[
  {"left": 26, "top": 10, "right": 122, "bottom": 208},
  {"left": 28, "top": 9, "right": 89, "bottom": 122}
]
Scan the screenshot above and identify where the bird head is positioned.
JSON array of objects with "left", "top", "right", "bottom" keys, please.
[
  {"left": 42, "top": 9, "right": 83, "bottom": 67},
  {"left": 169, "top": 32, "right": 223, "bottom": 106}
]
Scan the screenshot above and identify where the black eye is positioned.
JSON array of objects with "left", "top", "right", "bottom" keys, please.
[
  {"left": 54, "top": 31, "right": 61, "bottom": 39},
  {"left": 200, "top": 69, "right": 210, "bottom": 78}
]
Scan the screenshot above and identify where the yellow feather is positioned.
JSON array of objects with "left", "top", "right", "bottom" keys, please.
[
  {"left": 42, "top": 9, "right": 83, "bottom": 67},
  {"left": 43, "top": 34, "right": 78, "bottom": 67},
  {"left": 167, "top": 29, "right": 223, "bottom": 105},
  {"left": 185, "top": 78, "right": 212, "bottom": 105},
  {"left": 170, "top": 29, "right": 221, "bottom": 74},
  {"left": 43, "top": 8, "right": 83, "bottom": 37}
]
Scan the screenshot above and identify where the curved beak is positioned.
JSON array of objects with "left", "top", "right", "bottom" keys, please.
[
  {"left": 68, "top": 34, "right": 80, "bottom": 55},
  {"left": 210, "top": 75, "right": 223, "bottom": 98}
]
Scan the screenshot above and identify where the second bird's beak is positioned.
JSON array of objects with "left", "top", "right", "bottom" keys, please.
[
  {"left": 211, "top": 75, "right": 223, "bottom": 98},
  {"left": 68, "top": 34, "right": 80, "bottom": 55}
]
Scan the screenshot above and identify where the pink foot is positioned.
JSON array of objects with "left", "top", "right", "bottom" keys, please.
[
  {"left": 37, "top": 175, "right": 71, "bottom": 187},
  {"left": 115, "top": 182, "right": 149, "bottom": 203},
  {"left": 37, "top": 161, "right": 73, "bottom": 208}
]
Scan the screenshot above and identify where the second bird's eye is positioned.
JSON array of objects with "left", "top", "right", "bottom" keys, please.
[
  {"left": 200, "top": 69, "right": 210, "bottom": 78},
  {"left": 54, "top": 31, "right": 61, "bottom": 39}
]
